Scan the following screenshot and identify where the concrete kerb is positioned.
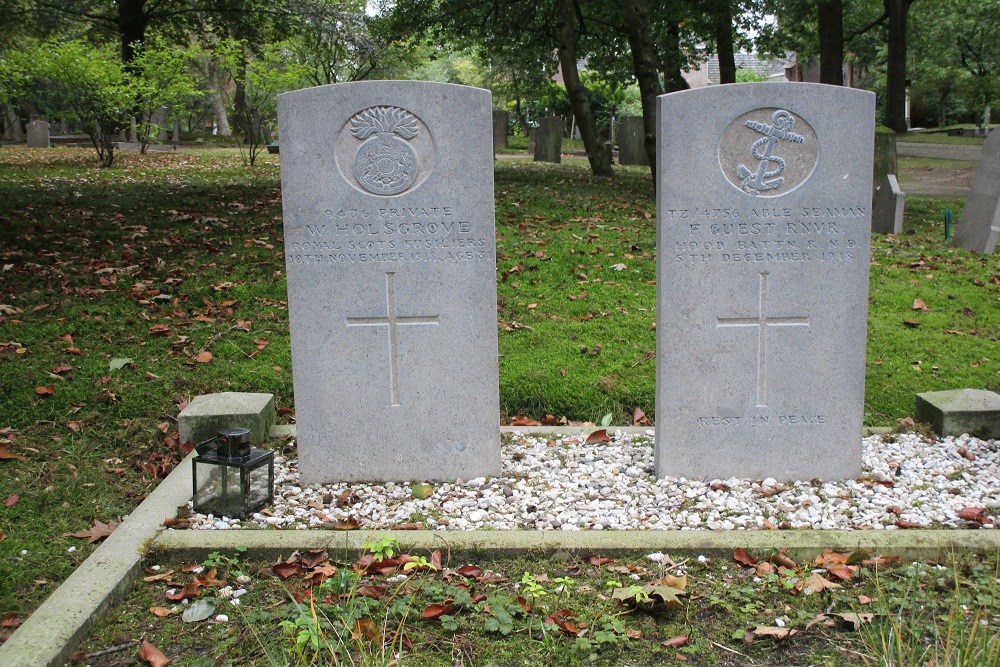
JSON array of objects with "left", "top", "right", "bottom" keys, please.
[{"left": 1, "top": 424, "right": 994, "bottom": 666}]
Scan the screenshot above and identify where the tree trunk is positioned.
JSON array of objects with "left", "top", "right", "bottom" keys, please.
[
  {"left": 817, "top": 0, "right": 844, "bottom": 85},
  {"left": 661, "top": 24, "right": 691, "bottom": 93},
  {"left": 554, "top": 0, "right": 613, "bottom": 177},
  {"left": 713, "top": 0, "right": 737, "bottom": 84},
  {"left": 117, "top": 0, "right": 149, "bottom": 64},
  {"left": 883, "top": 0, "right": 910, "bottom": 132},
  {"left": 620, "top": 0, "right": 662, "bottom": 179}
]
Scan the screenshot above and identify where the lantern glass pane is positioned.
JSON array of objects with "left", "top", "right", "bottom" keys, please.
[
  {"left": 247, "top": 462, "right": 271, "bottom": 509},
  {"left": 193, "top": 460, "right": 244, "bottom": 517}
]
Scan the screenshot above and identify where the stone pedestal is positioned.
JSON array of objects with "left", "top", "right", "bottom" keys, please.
[
  {"left": 916, "top": 389, "right": 1000, "bottom": 439},
  {"left": 179, "top": 392, "right": 276, "bottom": 447}
]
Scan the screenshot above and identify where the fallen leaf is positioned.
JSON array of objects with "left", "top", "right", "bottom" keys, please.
[
  {"left": 165, "top": 581, "right": 202, "bottom": 601},
  {"left": 149, "top": 606, "right": 174, "bottom": 617},
  {"left": 584, "top": 429, "right": 610, "bottom": 445},
  {"left": 456, "top": 564, "right": 484, "bottom": 579},
  {"left": 271, "top": 562, "right": 304, "bottom": 579},
  {"left": 1, "top": 612, "right": 22, "bottom": 628},
  {"left": 509, "top": 415, "right": 542, "bottom": 426},
  {"left": 67, "top": 421, "right": 81, "bottom": 433},
  {"left": 958, "top": 507, "right": 988, "bottom": 524},
  {"left": 410, "top": 482, "right": 433, "bottom": 499},
  {"left": 588, "top": 556, "right": 610, "bottom": 566},
  {"left": 138, "top": 639, "right": 170, "bottom": 666},
  {"left": 830, "top": 612, "right": 875, "bottom": 631},
  {"left": 545, "top": 609, "right": 579, "bottom": 635},
  {"left": 50, "top": 365, "right": 72, "bottom": 375},
  {"left": 4, "top": 495, "right": 19, "bottom": 507},
  {"left": 422, "top": 603, "right": 454, "bottom": 619},
  {"left": 63, "top": 519, "right": 117, "bottom": 543},
  {"left": 611, "top": 263, "right": 627, "bottom": 271},
  {"left": 795, "top": 572, "right": 842, "bottom": 595},
  {"left": 35, "top": 385, "right": 55, "bottom": 396},
  {"left": 143, "top": 570, "right": 176, "bottom": 583},
  {"left": 903, "top": 319, "right": 920, "bottom": 328},
  {"left": 0, "top": 529, "right": 5, "bottom": 542},
  {"left": 912, "top": 298, "right": 929, "bottom": 311},
  {"left": 661, "top": 634, "right": 689, "bottom": 648},
  {"left": 182, "top": 599, "right": 215, "bottom": 623},
  {"left": 0, "top": 443, "right": 27, "bottom": 461},
  {"left": 626, "top": 629, "right": 642, "bottom": 639},
  {"left": 750, "top": 625, "right": 798, "bottom": 640},
  {"left": 109, "top": 357, "right": 133, "bottom": 370},
  {"left": 195, "top": 351, "right": 212, "bottom": 363},
  {"left": 733, "top": 547, "right": 758, "bottom": 566}
]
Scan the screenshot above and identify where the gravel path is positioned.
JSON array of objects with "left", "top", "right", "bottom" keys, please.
[{"left": 189, "top": 431, "right": 999, "bottom": 532}]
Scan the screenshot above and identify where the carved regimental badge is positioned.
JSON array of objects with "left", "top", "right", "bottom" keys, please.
[
  {"left": 719, "top": 108, "right": 818, "bottom": 198},
  {"left": 350, "top": 106, "right": 422, "bottom": 196}
]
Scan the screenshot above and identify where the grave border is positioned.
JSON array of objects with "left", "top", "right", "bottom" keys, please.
[{"left": 2, "top": 426, "right": 998, "bottom": 667}]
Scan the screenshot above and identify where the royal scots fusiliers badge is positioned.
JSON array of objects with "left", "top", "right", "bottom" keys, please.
[{"left": 350, "top": 106, "right": 420, "bottom": 195}]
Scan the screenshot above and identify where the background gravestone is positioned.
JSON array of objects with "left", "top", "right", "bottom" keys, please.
[
  {"left": 26, "top": 120, "right": 50, "bottom": 148},
  {"left": 533, "top": 116, "right": 562, "bottom": 163},
  {"left": 872, "top": 127, "right": 904, "bottom": 234},
  {"left": 655, "top": 83, "right": 875, "bottom": 481},
  {"left": 492, "top": 109, "right": 508, "bottom": 154},
  {"left": 618, "top": 116, "right": 648, "bottom": 166},
  {"left": 954, "top": 128, "right": 1000, "bottom": 253},
  {"left": 278, "top": 81, "right": 501, "bottom": 483}
]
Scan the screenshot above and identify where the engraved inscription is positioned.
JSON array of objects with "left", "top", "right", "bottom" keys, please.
[
  {"left": 716, "top": 271, "right": 809, "bottom": 408},
  {"left": 695, "top": 414, "right": 827, "bottom": 426},
  {"left": 346, "top": 272, "right": 438, "bottom": 407},
  {"left": 719, "top": 108, "right": 818, "bottom": 198}
]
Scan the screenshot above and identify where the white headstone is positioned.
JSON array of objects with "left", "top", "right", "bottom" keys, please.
[
  {"left": 26, "top": 120, "right": 50, "bottom": 148},
  {"left": 655, "top": 83, "right": 875, "bottom": 481},
  {"left": 954, "top": 129, "right": 1000, "bottom": 253},
  {"left": 278, "top": 81, "right": 501, "bottom": 483}
]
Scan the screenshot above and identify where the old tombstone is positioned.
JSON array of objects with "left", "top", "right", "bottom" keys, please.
[
  {"left": 26, "top": 120, "right": 50, "bottom": 148},
  {"left": 527, "top": 127, "right": 536, "bottom": 155},
  {"left": 278, "top": 81, "right": 501, "bottom": 483},
  {"left": 492, "top": 109, "right": 508, "bottom": 154},
  {"left": 618, "top": 116, "right": 648, "bottom": 166},
  {"left": 172, "top": 118, "right": 181, "bottom": 143},
  {"left": 655, "top": 83, "right": 875, "bottom": 481},
  {"left": 156, "top": 107, "right": 169, "bottom": 142},
  {"left": 533, "top": 116, "right": 563, "bottom": 163},
  {"left": 872, "top": 128, "right": 904, "bottom": 234},
  {"left": 954, "top": 127, "right": 1000, "bottom": 253}
]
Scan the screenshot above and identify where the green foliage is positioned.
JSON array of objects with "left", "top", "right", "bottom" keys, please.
[
  {"left": 363, "top": 536, "right": 400, "bottom": 561},
  {"left": 735, "top": 67, "right": 767, "bottom": 83},
  {"left": 21, "top": 39, "right": 133, "bottom": 166},
  {"left": 130, "top": 40, "right": 200, "bottom": 151}
]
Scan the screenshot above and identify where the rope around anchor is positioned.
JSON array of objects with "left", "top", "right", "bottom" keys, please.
[{"left": 749, "top": 135, "right": 785, "bottom": 182}]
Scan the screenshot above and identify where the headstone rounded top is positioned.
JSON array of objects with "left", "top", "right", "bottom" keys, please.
[{"left": 719, "top": 107, "right": 818, "bottom": 198}]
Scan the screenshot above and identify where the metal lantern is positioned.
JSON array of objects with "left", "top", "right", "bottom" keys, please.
[{"left": 192, "top": 427, "right": 274, "bottom": 519}]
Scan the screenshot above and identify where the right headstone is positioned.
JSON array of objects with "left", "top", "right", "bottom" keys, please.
[
  {"left": 871, "top": 127, "right": 905, "bottom": 235},
  {"left": 954, "top": 129, "right": 1000, "bottom": 253},
  {"left": 26, "top": 120, "right": 50, "bottom": 148},
  {"left": 618, "top": 116, "right": 648, "bottom": 166},
  {"left": 655, "top": 83, "right": 875, "bottom": 481},
  {"left": 533, "top": 116, "right": 562, "bottom": 163}
]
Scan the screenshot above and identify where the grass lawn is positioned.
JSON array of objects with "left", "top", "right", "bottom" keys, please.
[{"left": 0, "top": 146, "right": 998, "bottom": 640}]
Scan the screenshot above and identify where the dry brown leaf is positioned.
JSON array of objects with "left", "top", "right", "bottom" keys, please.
[
  {"left": 584, "top": 429, "right": 610, "bottom": 445},
  {"left": 661, "top": 634, "right": 688, "bottom": 648},
  {"left": 194, "top": 351, "right": 212, "bottom": 363},
  {"left": 149, "top": 606, "right": 174, "bottom": 617},
  {"left": 912, "top": 298, "right": 929, "bottom": 311},
  {"left": 63, "top": 519, "right": 118, "bottom": 543},
  {"left": 0, "top": 443, "right": 28, "bottom": 461},
  {"left": 733, "top": 547, "right": 758, "bottom": 566},
  {"left": 795, "top": 572, "right": 842, "bottom": 595},
  {"left": 138, "top": 639, "right": 170, "bottom": 666}
]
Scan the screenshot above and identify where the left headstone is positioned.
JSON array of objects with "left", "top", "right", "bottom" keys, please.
[
  {"left": 872, "top": 128, "right": 904, "bottom": 234},
  {"left": 533, "top": 116, "right": 563, "bottom": 163},
  {"left": 278, "top": 81, "right": 501, "bottom": 483},
  {"left": 26, "top": 120, "right": 50, "bottom": 148},
  {"left": 954, "top": 128, "right": 1000, "bottom": 253}
]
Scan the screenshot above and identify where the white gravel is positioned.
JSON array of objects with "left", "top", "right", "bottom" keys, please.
[{"left": 187, "top": 431, "right": 999, "bottom": 531}]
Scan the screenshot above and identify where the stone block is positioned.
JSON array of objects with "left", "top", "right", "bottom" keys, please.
[
  {"left": 655, "top": 83, "right": 875, "bottom": 481},
  {"left": 872, "top": 173, "right": 905, "bottom": 234},
  {"left": 915, "top": 389, "right": 1000, "bottom": 439},
  {"left": 26, "top": 120, "right": 50, "bottom": 148},
  {"left": 277, "top": 81, "right": 501, "bottom": 483},
  {"left": 179, "top": 392, "right": 275, "bottom": 447},
  {"left": 533, "top": 116, "right": 562, "bottom": 163},
  {"left": 618, "top": 116, "right": 648, "bottom": 166}
]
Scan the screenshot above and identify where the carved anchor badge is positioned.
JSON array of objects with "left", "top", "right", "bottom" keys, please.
[{"left": 736, "top": 110, "right": 805, "bottom": 196}]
